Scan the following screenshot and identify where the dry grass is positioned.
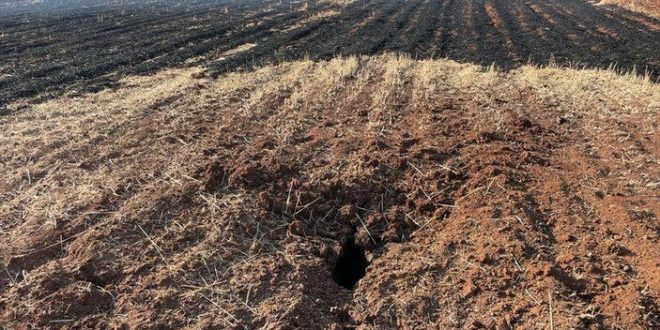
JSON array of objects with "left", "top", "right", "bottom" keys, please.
[
  {"left": 318, "top": 0, "right": 355, "bottom": 5},
  {"left": 276, "top": 8, "right": 340, "bottom": 33},
  {"left": 2, "top": 55, "right": 657, "bottom": 232},
  {"left": 2, "top": 54, "right": 657, "bottom": 227},
  {"left": 597, "top": 0, "right": 660, "bottom": 18},
  {"left": 0, "top": 55, "right": 658, "bottom": 328},
  {"left": 216, "top": 43, "right": 258, "bottom": 60}
]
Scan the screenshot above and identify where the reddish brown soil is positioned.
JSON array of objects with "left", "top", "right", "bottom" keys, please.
[{"left": 0, "top": 57, "right": 658, "bottom": 329}]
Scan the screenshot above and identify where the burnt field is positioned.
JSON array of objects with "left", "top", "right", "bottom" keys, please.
[{"left": 1, "top": 0, "right": 659, "bottom": 106}]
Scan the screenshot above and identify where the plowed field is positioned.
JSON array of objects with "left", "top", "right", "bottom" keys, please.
[
  {"left": 1, "top": 55, "right": 659, "bottom": 329},
  {"left": 1, "top": 0, "right": 659, "bottom": 106}
]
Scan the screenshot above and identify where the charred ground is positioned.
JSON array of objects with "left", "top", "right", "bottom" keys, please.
[{"left": 1, "top": 0, "right": 659, "bottom": 106}]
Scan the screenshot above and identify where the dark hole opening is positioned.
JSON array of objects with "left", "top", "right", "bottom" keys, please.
[{"left": 332, "top": 239, "right": 369, "bottom": 290}]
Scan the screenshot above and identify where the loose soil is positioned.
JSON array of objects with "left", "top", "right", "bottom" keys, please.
[{"left": 1, "top": 55, "right": 658, "bottom": 329}]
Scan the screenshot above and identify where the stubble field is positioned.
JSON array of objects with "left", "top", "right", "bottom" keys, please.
[{"left": 0, "top": 0, "right": 659, "bottom": 329}]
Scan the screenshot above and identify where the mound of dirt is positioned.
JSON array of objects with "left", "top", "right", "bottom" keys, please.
[{"left": 0, "top": 55, "right": 658, "bottom": 329}]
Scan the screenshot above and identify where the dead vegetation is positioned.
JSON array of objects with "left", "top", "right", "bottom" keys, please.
[
  {"left": 597, "top": 0, "right": 660, "bottom": 17},
  {"left": 0, "top": 55, "right": 658, "bottom": 329}
]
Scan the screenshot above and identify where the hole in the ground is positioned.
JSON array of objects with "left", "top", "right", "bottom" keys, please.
[{"left": 332, "top": 238, "right": 368, "bottom": 290}]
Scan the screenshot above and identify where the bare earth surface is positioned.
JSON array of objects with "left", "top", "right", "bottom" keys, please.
[{"left": 0, "top": 55, "right": 658, "bottom": 329}]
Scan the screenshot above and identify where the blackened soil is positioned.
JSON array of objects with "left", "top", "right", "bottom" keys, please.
[{"left": 0, "top": 0, "right": 659, "bottom": 105}]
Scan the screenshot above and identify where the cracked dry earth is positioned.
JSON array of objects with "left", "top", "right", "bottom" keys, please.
[{"left": 0, "top": 55, "right": 659, "bottom": 329}]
